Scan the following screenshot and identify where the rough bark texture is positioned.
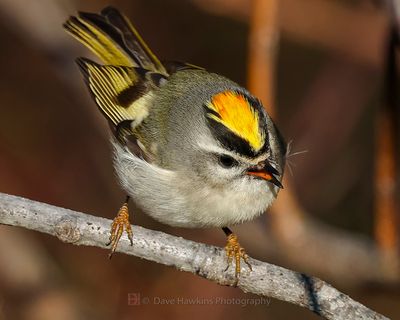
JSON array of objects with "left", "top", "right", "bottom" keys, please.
[{"left": 0, "top": 192, "right": 389, "bottom": 320}]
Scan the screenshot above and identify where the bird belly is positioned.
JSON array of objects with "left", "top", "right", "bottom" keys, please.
[
  {"left": 112, "top": 143, "right": 278, "bottom": 228},
  {"left": 166, "top": 179, "right": 277, "bottom": 228}
]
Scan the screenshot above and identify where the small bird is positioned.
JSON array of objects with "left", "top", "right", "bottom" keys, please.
[{"left": 64, "top": 6, "right": 285, "bottom": 281}]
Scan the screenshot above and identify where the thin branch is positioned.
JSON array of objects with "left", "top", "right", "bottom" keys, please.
[
  {"left": 374, "top": 0, "right": 400, "bottom": 255},
  {"left": 374, "top": 23, "right": 398, "bottom": 253},
  {"left": 192, "top": 0, "right": 388, "bottom": 69},
  {"left": 0, "top": 192, "right": 388, "bottom": 320},
  {"left": 246, "top": 0, "right": 399, "bottom": 288},
  {"left": 247, "top": 0, "right": 278, "bottom": 114}
]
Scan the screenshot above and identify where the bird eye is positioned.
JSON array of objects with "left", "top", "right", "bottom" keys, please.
[{"left": 218, "top": 154, "right": 238, "bottom": 168}]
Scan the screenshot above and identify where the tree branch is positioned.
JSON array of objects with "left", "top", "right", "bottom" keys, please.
[{"left": 0, "top": 192, "right": 388, "bottom": 320}]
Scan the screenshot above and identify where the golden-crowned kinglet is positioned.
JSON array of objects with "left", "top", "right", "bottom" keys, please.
[{"left": 64, "top": 6, "right": 285, "bottom": 280}]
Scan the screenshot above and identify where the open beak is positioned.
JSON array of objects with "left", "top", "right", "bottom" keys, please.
[{"left": 246, "top": 162, "right": 283, "bottom": 189}]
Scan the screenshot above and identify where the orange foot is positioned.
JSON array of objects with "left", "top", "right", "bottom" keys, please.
[
  {"left": 106, "top": 196, "right": 133, "bottom": 258},
  {"left": 224, "top": 231, "right": 252, "bottom": 283}
]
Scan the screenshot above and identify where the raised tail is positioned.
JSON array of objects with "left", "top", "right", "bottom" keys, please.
[
  {"left": 63, "top": 6, "right": 167, "bottom": 73},
  {"left": 64, "top": 7, "right": 169, "bottom": 142}
]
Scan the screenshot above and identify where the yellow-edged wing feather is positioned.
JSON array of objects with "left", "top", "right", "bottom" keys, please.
[
  {"left": 64, "top": 7, "right": 169, "bottom": 142},
  {"left": 76, "top": 58, "right": 154, "bottom": 128}
]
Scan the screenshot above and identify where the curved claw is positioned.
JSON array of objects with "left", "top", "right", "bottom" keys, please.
[
  {"left": 107, "top": 199, "right": 133, "bottom": 258},
  {"left": 224, "top": 234, "right": 252, "bottom": 283}
]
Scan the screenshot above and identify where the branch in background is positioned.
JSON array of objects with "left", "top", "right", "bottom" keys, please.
[
  {"left": 374, "top": 1, "right": 399, "bottom": 256},
  {"left": 375, "top": 109, "right": 398, "bottom": 253},
  {"left": 0, "top": 0, "right": 74, "bottom": 49},
  {"left": 0, "top": 193, "right": 389, "bottom": 320},
  {"left": 374, "top": 30, "right": 398, "bottom": 254},
  {"left": 0, "top": 0, "right": 388, "bottom": 73},
  {"left": 192, "top": 0, "right": 388, "bottom": 69},
  {"left": 269, "top": 59, "right": 400, "bottom": 286},
  {"left": 247, "top": 0, "right": 400, "bottom": 288},
  {"left": 271, "top": 189, "right": 400, "bottom": 286},
  {"left": 247, "top": 0, "right": 278, "bottom": 114},
  {"left": 279, "top": 0, "right": 388, "bottom": 67}
]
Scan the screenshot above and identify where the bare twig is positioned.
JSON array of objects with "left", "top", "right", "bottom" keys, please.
[
  {"left": 192, "top": 0, "right": 389, "bottom": 69},
  {"left": 374, "top": 0, "right": 400, "bottom": 256},
  {"left": 247, "top": 0, "right": 279, "bottom": 114},
  {"left": 245, "top": 0, "right": 399, "bottom": 288},
  {"left": 0, "top": 192, "right": 388, "bottom": 320}
]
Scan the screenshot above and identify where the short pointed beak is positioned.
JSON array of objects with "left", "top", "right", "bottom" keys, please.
[{"left": 246, "top": 163, "right": 283, "bottom": 189}]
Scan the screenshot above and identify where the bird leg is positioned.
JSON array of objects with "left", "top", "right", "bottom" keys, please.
[
  {"left": 222, "top": 227, "right": 252, "bottom": 283},
  {"left": 106, "top": 196, "right": 133, "bottom": 258}
]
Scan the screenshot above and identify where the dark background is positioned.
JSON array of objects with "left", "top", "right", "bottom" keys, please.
[{"left": 0, "top": 0, "right": 398, "bottom": 319}]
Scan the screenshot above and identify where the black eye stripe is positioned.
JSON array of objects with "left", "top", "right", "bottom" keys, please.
[
  {"left": 203, "top": 89, "right": 270, "bottom": 157},
  {"left": 206, "top": 108, "right": 220, "bottom": 119},
  {"left": 206, "top": 117, "right": 268, "bottom": 157}
]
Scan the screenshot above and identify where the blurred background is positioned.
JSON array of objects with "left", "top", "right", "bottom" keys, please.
[{"left": 0, "top": 0, "right": 399, "bottom": 319}]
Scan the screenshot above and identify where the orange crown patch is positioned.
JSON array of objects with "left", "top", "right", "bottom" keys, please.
[{"left": 206, "top": 91, "right": 265, "bottom": 152}]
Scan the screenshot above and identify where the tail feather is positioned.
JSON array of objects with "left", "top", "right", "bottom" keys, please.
[
  {"left": 63, "top": 15, "right": 133, "bottom": 66},
  {"left": 101, "top": 6, "right": 166, "bottom": 74},
  {"left": 63, "top": 6, "right": 166, "bottom": 74},
  {"left": 64, "top": 7, "right": 169, "bottom": 143},
  {"left": 65, "top": 7, "right": 182, "bottom": 145}
]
